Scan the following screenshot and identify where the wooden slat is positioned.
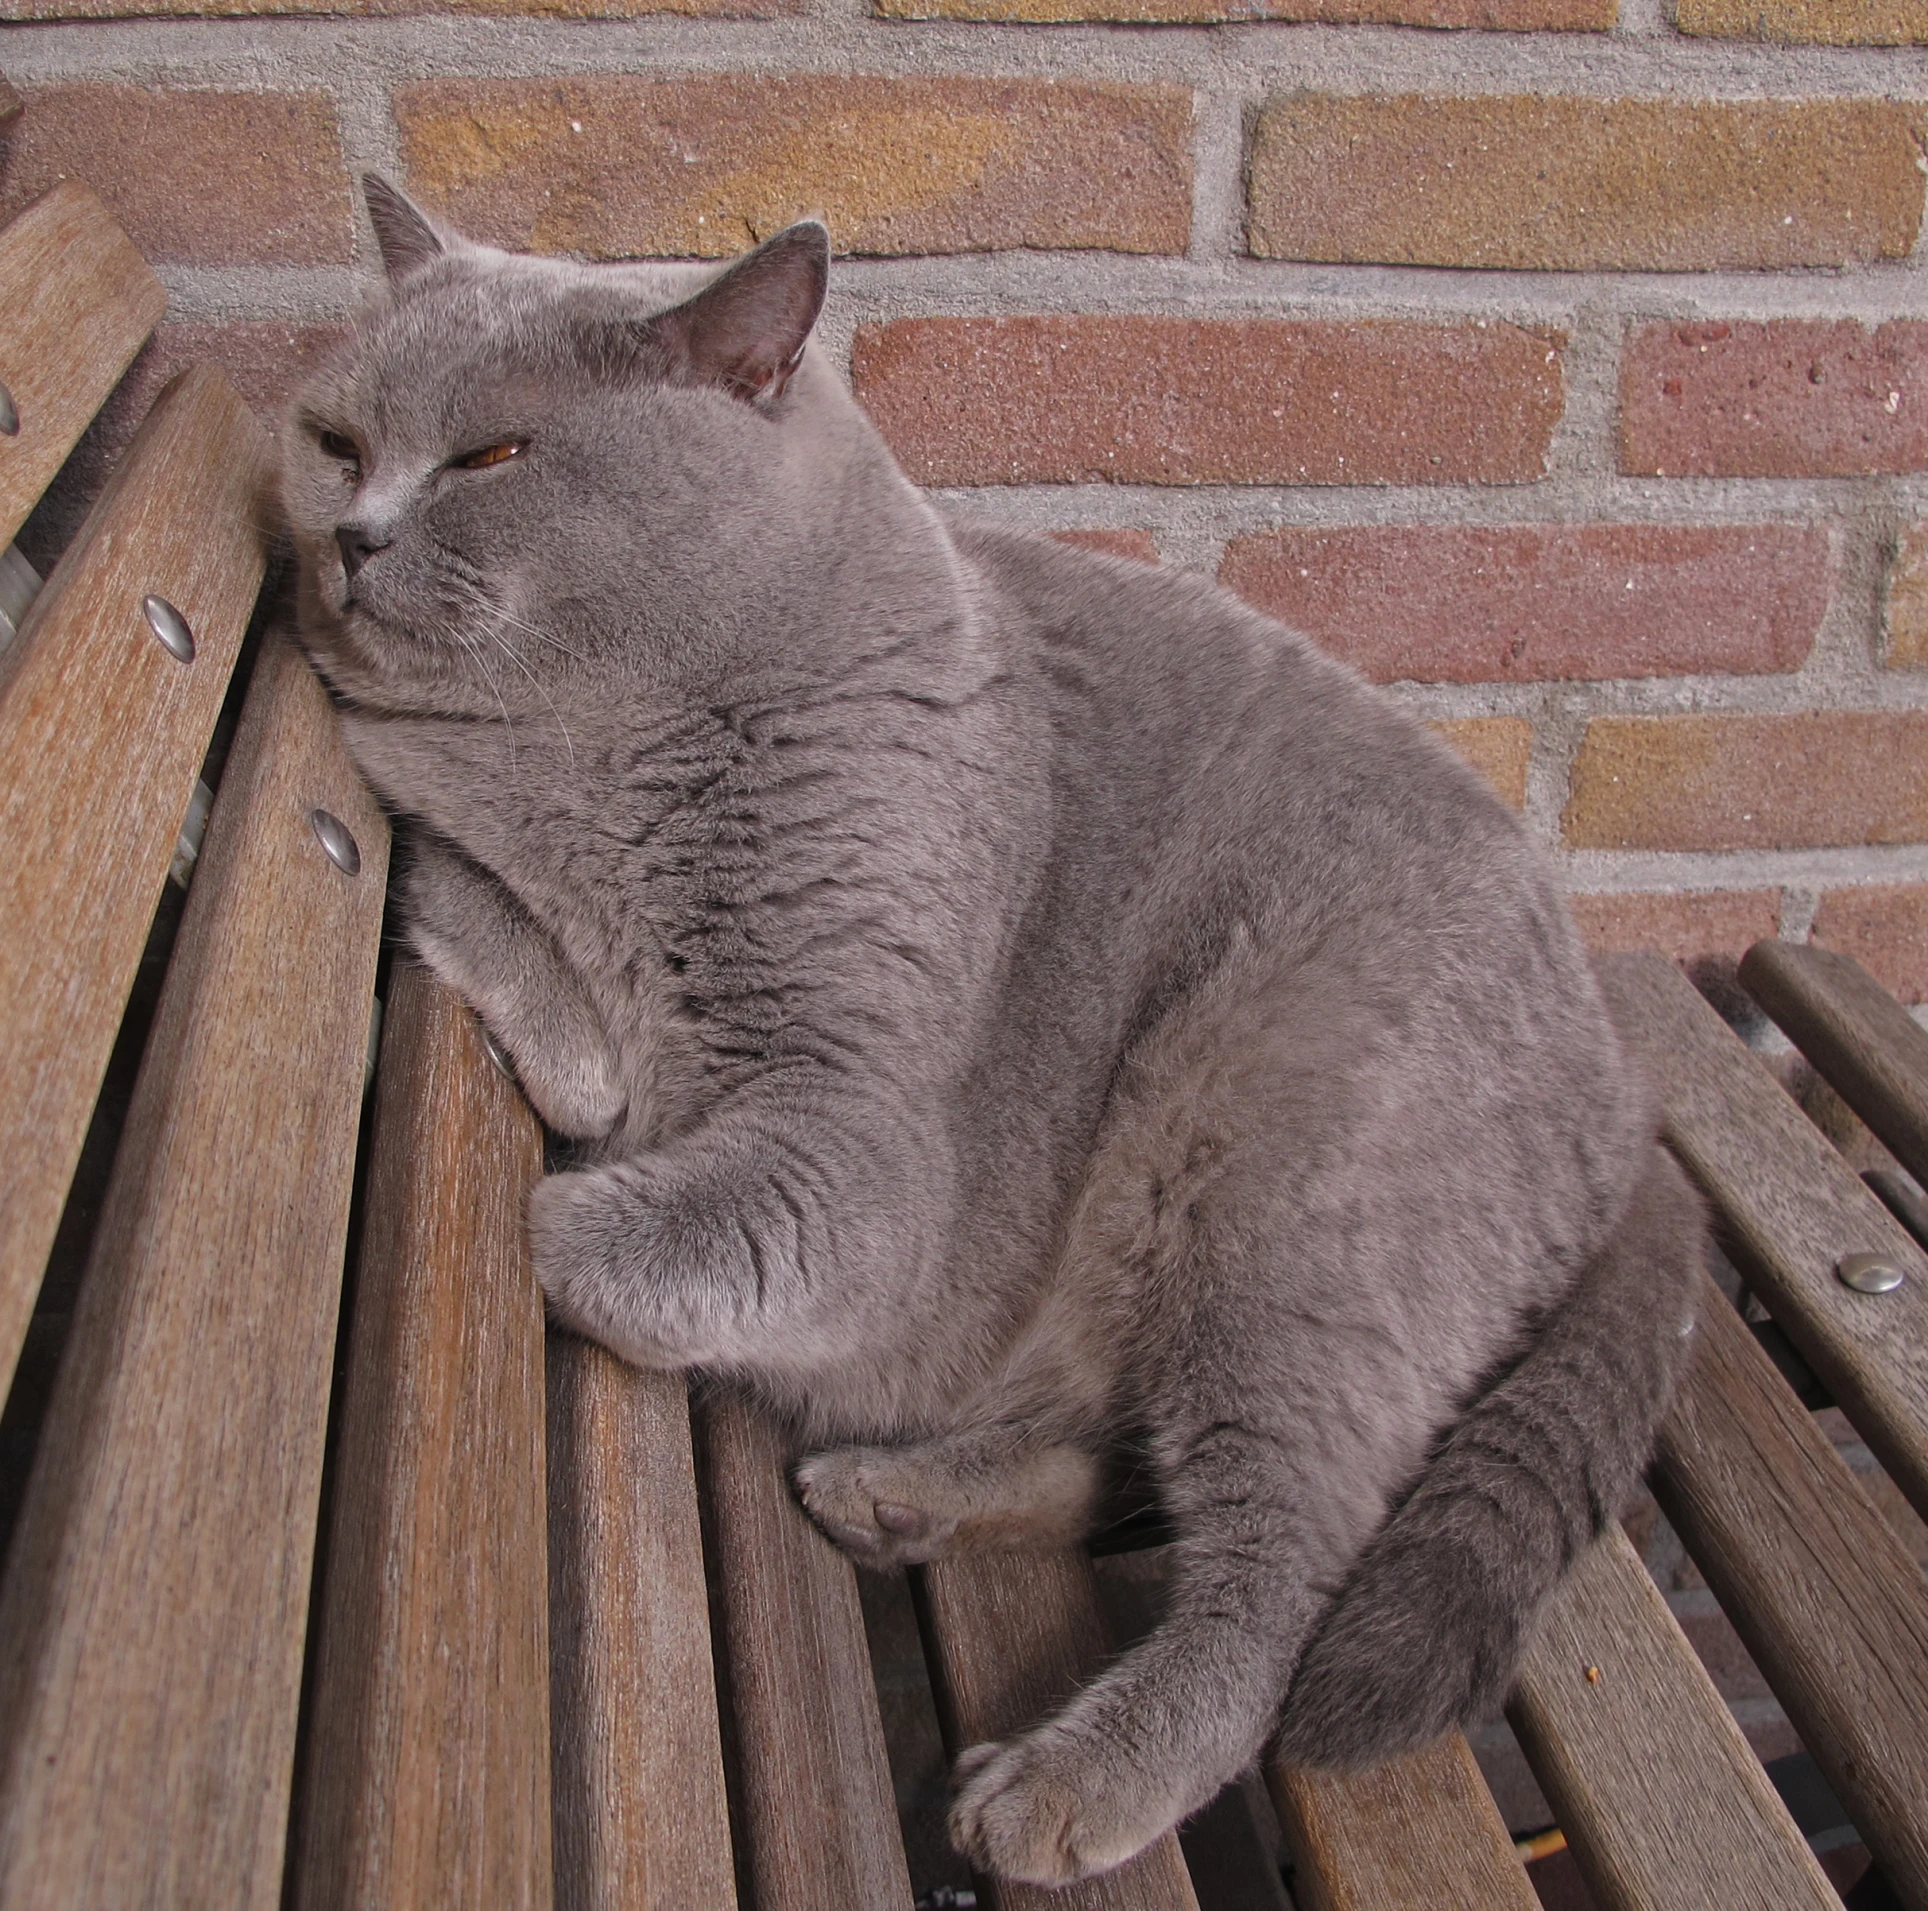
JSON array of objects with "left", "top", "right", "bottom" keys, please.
[
  {"left": 697, "top": 1392, "right": 913, "bottom": 1910},
  {"left": 293, "top": 962, "right": 552, "bottom": 1911},
  {"left": 1741, "top": 937, "right": 1928, "bottom": 1190},
  {"left": 1267, "top": 1734, "right": 1537, "bottom": 1911},
  {"left": 0, "top": 633, "right": 387, "bottom": 1909},
  {"left": 1508, "top": 1522, "right": 1836, "bottom": 1911},
  {"left": 0, "top": 362, "right": 269, "bottom": 1401},
  {"left": 1599, "top": 951, "right": 1928, "bottom": 1522},
  {"left": 0, "top": 181, "right": 165, "bottom": 548},
  {"left": 914, "top": 1549, "right": 1201, "bottom": 1911},
  {"left": 1652, "top": 1268, "right": 1928, "bottom": 1907},
  {"left": 548, "top": 1342, "right": 737, "bottom": 1911}
]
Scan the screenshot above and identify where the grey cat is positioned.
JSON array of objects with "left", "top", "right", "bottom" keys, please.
[{"left": 284, "top": 175, "right": 1704, "bottom": 1887}]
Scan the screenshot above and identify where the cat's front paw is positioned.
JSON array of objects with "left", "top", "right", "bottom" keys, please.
[
  {"left": 528, "top": 1160, "right": 758, "bottom": 1368},
  {"left": 948, "top": 1725, "right": 1172, "bottom": 1886},
  {"left": 793, "top": 1448, "right": 961, "bottom": 1566}
]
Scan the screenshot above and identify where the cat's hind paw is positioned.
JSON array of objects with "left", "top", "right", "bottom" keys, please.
[
  {"left": 948, "top": 1727, "right": 1169, "bottom": 1886},
  {"left": 793, "top": 1447, "right": 960, "bottom": 1567}
]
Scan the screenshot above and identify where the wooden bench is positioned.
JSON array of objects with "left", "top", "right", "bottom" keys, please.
[{"left": 2, "top": 179, "right": 1925, "bottom": 1911}]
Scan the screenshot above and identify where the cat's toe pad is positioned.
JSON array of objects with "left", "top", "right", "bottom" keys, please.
[
  {"left": 792, "top": 1450, "right": 958, "bottom": 1565},
  {"left": 949, "top": 1730, "right": 1162, "bottom": 1886}
]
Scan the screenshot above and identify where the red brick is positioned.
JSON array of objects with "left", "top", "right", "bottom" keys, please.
[
  {"left": 880, "top": 0, "right": 1608, "bottom": 20},
  {"left": 1427, "top": 718, "right": 1531, "bottom": 809},
  {"left": 1678, "top": 0, "right": 1928, "bottom": 40},
  {"left": 1622, "top": 321, "right": 1928, "bottom": 479},
  {"left": 17, "top": 321, "right": 347, "bottom": 574},
  {"left": 0, "top": 87, "right": 352, "bottom": 265},
  {"left": 1812, "top": 884, "right": 1928, "bottom": 1004},
  {"left": 1218, "top": 525, "right": 1827, "bottom": 683},
  {"left": 1564, "top": 714, "right": 1928, "bottom": 851},
  {"left": 395, "top": 77, "right": 1190, "bottom": 259},
  {"left": 1049, "top": 528, "right": 1161, "bottom": 563},
  {"left": 853, "top": 319, "right": 1563, "bottom": 486},
  {"left": 1567, "top": 890, "right": 1782, "bottom": 965},
  {"left": 1250, "top": 97, "right": 1923, "bottom": 273}
]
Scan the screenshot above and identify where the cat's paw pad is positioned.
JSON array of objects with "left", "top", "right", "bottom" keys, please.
[
  {"left": 793, "top": 1449, "right": 960, "bottom": 1565},
  {"left": 948, "top": 1729, "right": 1164, "bottom": 1886}
]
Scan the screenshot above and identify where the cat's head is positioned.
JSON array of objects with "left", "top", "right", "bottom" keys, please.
[{"left": 284, "top": 176, "right": 848, "bottom": 709}]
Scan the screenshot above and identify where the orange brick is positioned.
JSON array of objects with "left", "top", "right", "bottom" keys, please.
[
  {"left": 1564, "top": 714, "right": 1928, "bottom": 851},
  {"left": 395, "top": 76, "right": 1190, "bottom": 258},
  {"left": 1678, "top": 0, "right": 1928, "bottom": 40},
  {"left": 1426, "top": 718, "right": 1531, "bottom": 809},
  {"left": 1812, "top": 884, "right": 1928, "bottom": 1003},
  {"left": 853, "top": 318, "right": 1563, "bottom": 486},
  {"left": 880, "top": 0, "right": 1608, "bottom": 20},
  {"left": 1248, "top": 96, "right": 1923, "bottom": 272},
  {"left": 1566, "top": 890, "right": 1782, "bottom": 964},
  {"left": 1219, "top": 524, "right": 1827, "bottom": 683},
  {"left": 0, "top": 86, "right": 351, "bottom": 264},
  {"left": 1886, "top": 528, "right": 1928, "bottom": 669},
  {"left": 1622, "top": 321, "right": 1928, "bottom": 480},
  {"left": 1049, "top": 529, "right": 1161, "bottom": 563}
]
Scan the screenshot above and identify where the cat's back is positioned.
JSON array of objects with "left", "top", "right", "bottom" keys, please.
[
  {"left": 955, "top": 524, "right": 1565, "bottom": 965},
  {"left": 955, "top": 522, "right": 1643, "bottom": 1200}
]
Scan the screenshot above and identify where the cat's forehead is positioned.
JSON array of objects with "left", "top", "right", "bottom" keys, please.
[{"left": 310, "top": 247, "right": 722, "bottom": 426}]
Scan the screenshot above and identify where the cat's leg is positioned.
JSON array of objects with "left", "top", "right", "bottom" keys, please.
[
  {"left": 947, "top": 1390, "right": 1358, "bottom": 1885},
  {"left": 794, "top": 1425, "right": 1103, "bottom": 1567},
  {"left": 529, "top": 1085, "right": 948, "bottom": 1372},
  {"left": 402, "top": 831, "right": 626, "bottom": 1140},
  {"left": 945, "top": 1126, "right": 1442, "bottom": 1888}
]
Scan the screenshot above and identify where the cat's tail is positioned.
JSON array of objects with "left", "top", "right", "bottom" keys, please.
[{"left": 1269, "top": 1138, "right": 1705, "bottom": 1770}]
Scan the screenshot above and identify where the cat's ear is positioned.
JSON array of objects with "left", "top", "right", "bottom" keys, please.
[
  {"left": 363, "top": 174, "right": 452, "bottom": 284},
  {"left": 649, "top": 222, "right": 830, "bottom": 403}
]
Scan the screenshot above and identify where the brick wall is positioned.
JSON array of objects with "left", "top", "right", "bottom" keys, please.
[{"left": 1, "top": 2, "right": 1925, "bottom": 1005}]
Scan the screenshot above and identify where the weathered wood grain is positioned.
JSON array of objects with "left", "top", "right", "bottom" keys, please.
[
  {"left": 0, "top": 363, "right": 269, "bottom": 1403},
  {"left": 293, "top": 961, "right": 552, "bottom": 1911},
  {"left": 1740, "top": 937, "right": 1928, "bottom": 1191},
  {"left": 1653, "top": 1268, "right": 1928, "bottom": 1909},
  {"left": 0, "top": 633, "right": 387, "bottom": 1910},
  {"left": 1509, "top": 1521, "right": 1836, "bottom": 1911},
  {"left": 697, "top": 1392, "right": 913, "bottom": 1910},
  {"left": 1599, "top": 951, "right": 1928, "bottom": 1522},
  {"left": 914, "top": 1548, "right": 1201, "bottom": 1911},
  {"left": 0, "top": 182, "right": 165, "bottom": 548},
  {"left": 0, "top": 77, "right": 20, "bottom": 129},
  {"left": 549, "top": 1341, "right": 737, "bottom": 1911},
  {"left": 1268, "top": 1734, "right": 1536, "bottom": 1911}
]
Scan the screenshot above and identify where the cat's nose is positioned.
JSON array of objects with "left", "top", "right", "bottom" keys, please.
[{"left": 336, "top": 524, "right": 391, "bottom": 581}]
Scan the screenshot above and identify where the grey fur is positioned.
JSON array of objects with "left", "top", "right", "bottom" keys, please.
[{"left": 284, "top": 181, "right": 1704, "bottom": 1887}]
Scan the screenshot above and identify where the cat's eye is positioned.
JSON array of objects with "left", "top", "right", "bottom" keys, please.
[
  {"left": 316, "top": 429, "right": 361, "bottom": 473},
  {"left": 453, "top": 442, "right": 524, "bottom": 471}
]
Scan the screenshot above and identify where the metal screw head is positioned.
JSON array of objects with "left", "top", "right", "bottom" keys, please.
[
  {"left": 0, "top": 380, "right": 17, "bottom": 436},
  {"left": 309, "top": 808, "right": 361, "bottom": 876},
  {"left": 479, "top": 1025, "right": 517, "bottom": 1082},
  {"left": 1836, "top": 1252, "right": 1905, "bottom": 1295},
  {"left": 142, "top": 594, "right": 195, "bottom": 664}
]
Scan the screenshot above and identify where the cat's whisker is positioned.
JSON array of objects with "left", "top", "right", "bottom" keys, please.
[
  {"left": 453, "top": 626, "right": 518, "bottom": 770},
  {"left": 489, "top": 626, "right": 577, "bottom": 770},
  {"left": 491, "top": 605, "right": 591, "bottom": 664}
]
